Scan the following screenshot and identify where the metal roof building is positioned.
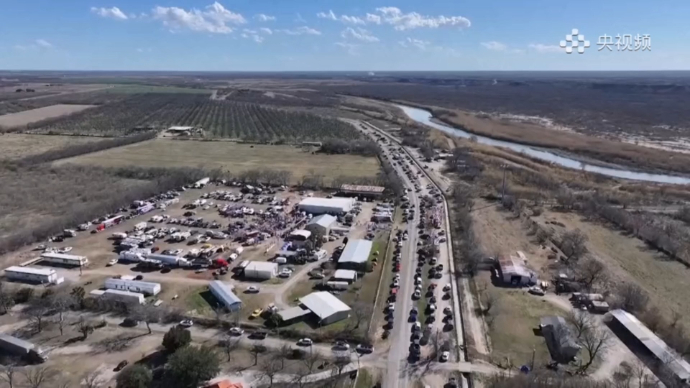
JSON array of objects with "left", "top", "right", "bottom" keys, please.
[
  {"left": 497, "top": 252, "right": 535, "bottom": 286},
  {"left": 277, "top": 306, "right": 311, "bottom": 324},
  {"left": 299, "top": 291, "right": 351, "bottom": 325},
  {"left": 5, "top": 266, "right": 58, "bottom": 284},
  {"left": 340, "top": 184, "right": 385, "bottom": 197},
  {"left": 306, "top": 214, "right": 337, "bottom": 235},
  {"left": 209, "top": 281, "right": 242, "bottom": 312},
  {"left": 244, "top": 261, "right": 278, "bottom": 280},
  {"left": 333, "top": 269, "right": 357, "bottom": 283},
  {"left": 540, "top": 316, "right": 580, "bottom": 361},
  {"left": 298, "top": 197, "right": 354, "bottom": 215},
  {"left": 609, "top": 309, "right": 690, "bottom": 383},
  {"left": 337, "top": 239, "right": 372, "bottom": 270}
]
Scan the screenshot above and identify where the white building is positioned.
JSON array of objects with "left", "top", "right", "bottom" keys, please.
[
  {"left": 209, "top": 281, "right": 242, "bottom": 312},
  {"left": 40, "top": 252, "right": 88, "bottom": 267},
  {"left": 104, "top": 278, "right": 161, "bottom": 296},
  {"left": 298, "top": 197, "right": 355, "bottom": 215},
  {"left": 4, "top": 266, "right": 58, "bottom": 284},
  {"left": 305, "top": 214, "right": 337, "bottom": 235},
  {"left": 299, "top": 292, "right": 351, "bottom": 325},
  {"left": 101, "top": 289, "right": 145, "bottom": 305},
  {"left": 243, "top": 262, "right": 278, "bottom": 280},
  {"left": 337, "top": 239, "right": 372, "bottom": 271},
  {"left": 333, "top": 269, "right": 357, "bottom": 283},
  {"left": 288, "top": 230, "right": 311, "bottom": 248}
]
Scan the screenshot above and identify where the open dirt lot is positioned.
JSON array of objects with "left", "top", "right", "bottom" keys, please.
[
  {"left": 0, "top": 104, "right": 96, "bottom": 129},
  {"left": 0, "top": 134, "right": 103, "bottom": 160},
  {"left": 55, "top": 139, "right": 381, "bottom": 183},
  {"left": 533, "top": 209, "right": 690, "bottom": 320}
]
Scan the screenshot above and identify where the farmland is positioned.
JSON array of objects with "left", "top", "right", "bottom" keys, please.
[
  {"left": 55, "top": 139, "right": 381, "bottom": 183},
  {"left": 104, "top": 85, "right": 212, "bottom": 94},
  {"left": 0, "top": 134, "right": 103, "bottom": 160},
  {"left": 27, "top": 93, "right": 362, "bottom": 141},
  {"left": 0, "top": 104, "right": 96, "bottom": 129}
]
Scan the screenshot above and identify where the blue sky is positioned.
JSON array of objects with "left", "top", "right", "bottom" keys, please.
[{"left": 1, "top": 0, "right": 688, "bottom": 71}]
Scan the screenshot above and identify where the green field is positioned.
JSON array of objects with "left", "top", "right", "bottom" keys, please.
[
  {"left": 105, "top": 85, "right": 212, "bottom": 94},
  {"left": 55, "top": 139, "right": 381, "bottom": 183}
]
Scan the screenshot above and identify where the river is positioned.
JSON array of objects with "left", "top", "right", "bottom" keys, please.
[{"left": 397, "top": 104, "right": 690, "bottom": 185}]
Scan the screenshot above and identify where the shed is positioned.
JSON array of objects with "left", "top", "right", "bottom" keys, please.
[
  {"left": 288, "top": 230, "right": 311, "bottom": 247},
  {"left": 40, "top": 252, "right": 88, "bottom": 267},
  {"left": 540, "top": 316, "right": 580, "bottom": 362},
  {"left": 497, "top": 253, "right": 535, "bottom": 286},
  {"left": 299, "top": 291, "right": 351, "bottom": 325},
  {"left": 337, "top": 239, "right": 372, "bottom": 271},
  {"left": 209, "top": 281, "right": 242, "bottom": 312},
  {"left": 609, "top": 309, "right": 690, "bottom": 384},
  {"left": 305, "top": 214, "right": 337, "bottom": 235},
  {"left": 243, "top": 262, "right": 278, "bottom": 280},
  {"left": 298, "top": 197, "right": 354, "bottom": 215},
  {"left": 333, "top": 269, "right": 357, "bottom": 283},
  {"left": 277, "top": 306, "right": 311, "bottom": 325}
]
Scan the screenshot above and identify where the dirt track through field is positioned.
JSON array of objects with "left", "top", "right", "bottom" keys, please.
[{"left": 0, "top": 104, "right": 96, "bottom": 128}]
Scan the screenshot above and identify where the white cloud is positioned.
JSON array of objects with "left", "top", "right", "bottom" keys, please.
[
  {"left": 91, "top": 6, "right": 129, "bottom": 20},
  {"left": 341, "top": 27, "right": 378, "bottom": 42},
  {"left": 340, "top": 15, "right": 365, "bottom": 25},
  {"left": 35, "top": 39, "right": 52, "bottom": 48},
  {"left": 241, "top": 33, "right": 264, "bottom": 43},
  {"left": 481, "top": 41, "right": 507, "bottom": 51},
  {"left": 317, "top": 10, "right": 337, "bottom": 20},
  {"left": 335, "top": 42, "right": 359, "bottom": 56},
  {"left": 375, "top": 7, "right": 470, "bottom": 30},
  {"left": 259, "top": 27, "right": 273, "bottom": 35},
  {"left": 528, "top": 43, "right": 561, "bottom": 53},
  {"left": 278, "top": 26, "right": 321, "bottom": 36},
  {"left": 365, "top": 13, "right": 381, "bottom": 24},
  {"left": 254, "top": 13, "right": 275, "bottom": 22},
  {"left": 399, "top": 37, "right": 430, "bottom": 50},
  {"left": 151, "top": 2, "right": 246, "bottom": 34}
]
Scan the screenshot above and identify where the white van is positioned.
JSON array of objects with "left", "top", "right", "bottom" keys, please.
[{"left": 275, "top": 257, "right": 287, "bottom": 264}]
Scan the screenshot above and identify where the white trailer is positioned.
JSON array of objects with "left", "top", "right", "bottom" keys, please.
[
  {"left": 4, "top": 266, "right": 57, "bottom": 284},
  {"left": 243, "top": 262, "right": 278, "bottom": 280},
  {"left": 145, "top": 253, "right": 188, "bottom": 267},
  {"left": 119, "top": 248, "right": 149, "bottom": 262},
  {"left": 193, "top": 178, "right": 210, "bottom": 188},
  {"left": 40, "top": 252, "right": 88, "bottom": 267},
  {"left": 101, "top": 289, "right": 145, "bottom": 305},
  {"left": 104, "top": 278, "right": 161, "bottom": 296}
]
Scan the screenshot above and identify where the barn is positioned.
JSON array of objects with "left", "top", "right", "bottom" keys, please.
[
  {"left": 299, "top": 292, "right": 351, "bottom": 325},
  {"left": 298, "top": 197, "right": 354, "bottom": 215},
  {"left": 305, "top": 214, "right": 337, "bottom": 236}
]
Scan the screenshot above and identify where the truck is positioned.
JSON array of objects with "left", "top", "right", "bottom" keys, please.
[
  {"left": 134, "top": 222, "right": 147, "bottom": 232},
  {"left": 0, "top": 334, "right": 47, "bottom": 363},
  {"left": 193, "top": 178, "right": 210, "bottom": 189}
]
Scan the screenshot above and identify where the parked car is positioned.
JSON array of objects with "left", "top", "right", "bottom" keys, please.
[
  {"left": 440, "top": 351, "right": 450, "bottom": 362},
  {"left": 297, "top": 338, "right": 313, "bottom": 346},
  {"left": 251, "top": 331, "right": 268, "bottom": 340},
  {"left": 179, "top": 319, "right": 194, "bottom": 328},
  {"left": 250, "top": 309, "right": 263, "bottom": 319},
  {"left": 114, "top": 360, "right": 129, "bottom": 372},
  {"left": 246, "top": 286, "right": 260, "bottom": 293},
  {"left": 356, "top": 344, "right": 374, "bottom": 354},
  {"left": 229, "top": 327, "right": 244, "bottom": 336},
  {"left": 333, "top": 342, "right": 350, "bottom": 351}
]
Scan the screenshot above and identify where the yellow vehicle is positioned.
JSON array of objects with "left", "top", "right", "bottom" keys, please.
[{"left": 250, "top": 308, "right": 263, "bottom": 319}]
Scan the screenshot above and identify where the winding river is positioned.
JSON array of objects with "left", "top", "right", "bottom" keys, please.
[{"left": 397, "top": 104, "right": 690, "bottom": 185}]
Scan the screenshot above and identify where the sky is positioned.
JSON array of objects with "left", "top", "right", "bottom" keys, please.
[{"left": 1, "top": 0, "right": 689, "bottom": 71}]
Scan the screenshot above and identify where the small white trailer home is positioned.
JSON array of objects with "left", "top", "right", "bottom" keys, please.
[
  {"left": 40, "top": 252, "right": 88, "bottom": 267},
  {"left": 101, "top": 289, "right": 145, "bottom": 305},
  {"left": 4, "top": 266, "right": 58, "bottom": 284},
  {"left": 104, "top": 278, "right": 161, "bottom": 296}
]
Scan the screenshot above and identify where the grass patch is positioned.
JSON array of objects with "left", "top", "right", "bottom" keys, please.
[
  {"left": 476, "top": 275, "right": 561, "bottom": 368},
  {"left": 56, "top": 139, "right": 381, "bottom": 184},
  {"left": 0, "top": 134, "right": 103, "bottom": 160},
  {"left": 105, "top": 85, "right": 212, "bottom": 94},
  {"left": 184, "top": 288, "right": 217, "bottom": 316},
  {"left": 355, "top": 368, "right": 374, "bottom": 388}
]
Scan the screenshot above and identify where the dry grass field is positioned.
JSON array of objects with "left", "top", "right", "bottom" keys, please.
[
  {"left": 0, "top": 133, "right": 102, "bottom": 160},
  {"left": 55, "top": 139, "right": 381, "bottom": 182},
  {"left": 0, "top": 104, "right": 96, "bottom": 128}
]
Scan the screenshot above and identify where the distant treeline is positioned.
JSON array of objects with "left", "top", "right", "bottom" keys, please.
[{"left": 320, "top": 138, "right": 379, "bottom": 156}]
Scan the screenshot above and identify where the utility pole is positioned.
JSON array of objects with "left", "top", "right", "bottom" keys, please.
[{"left": 501, "top": 164, "right": 508, "bottom": 200}]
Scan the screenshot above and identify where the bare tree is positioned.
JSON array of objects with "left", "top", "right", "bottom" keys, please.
[
  {"left": 0, "top": 363, "right": 17, "bottom": 388},
  {"left": 22, "top": 366, "right": 55, "bottom": 388},
  {"left": 574, "top": 258, "right": 608, "bottom": 292},
  {"left": 222, "top": 336, "right": 241, "bottom": 362},
  {"left": 81, "top": 371, "right": 104, "bottom": 388},
  {"left": 577, "top": 325, "right": 611, "bottom": 373},
  {"left": 332, "top": 356, "right": 350, "bottom": 377},
  {"left": 24, "top": 298, "right": 51, "bottom": 333},
  {"left": 250, "top": 342, "right": 267, "bottom": 366},
  {"left": 560, "top": 229, "right": 589, "bottom": 262},
  {"left": 77, "top": 316, "right": 94, "bottom": 340},
  {"left": 129, "top": 304, "right": 162, "bottom": 335},
  {"left": 51, "top": 292, "right": 74, "bottom": 336},
  {"left": 302, "top": 350, "right": 324, "bottom": 375},
  {"left": 566, "top": 310, "right": 594, "bottom": 339},
  {"left": 0, "top": 282, "right": 15, "bottom": 315},
  {"left": 273, "top": 344, "right": 292, "bottom": 370},
  {"left": 616, "top": 283, "right": 649, "bottom": 313},
  {"left": 258, "top": 357, "right": 284, "bottom": 387}
]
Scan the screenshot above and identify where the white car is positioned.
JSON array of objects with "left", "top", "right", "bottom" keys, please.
[
  {"left": 297, "top": 338, "right": 313, "bottom": 346},
  {"left": 412, "top": 290, "right": 421, "bottom": 299},
  {"left": 179, "top": 319, "right": 194, "bottom": 328},
  {"left": 106, "top": 258, "right": 118, "bottom": 267},
  {"left": 58, "top": 246, "right": 73, "bottom": 253},
  {"left": 278, "top": 270, "right": 292, "bottom": 278},
  {"left": 387, "top": 303, "right": 395, "bottom": 312},
  {"left": 229, "top": 327, "right": 244, "bottom": 336},
  {"left": 246, "top": 286, "right": 260, "bottom": 293},
  {"left": 440, "top": 351, "right": 450, "bottom": 362}
]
